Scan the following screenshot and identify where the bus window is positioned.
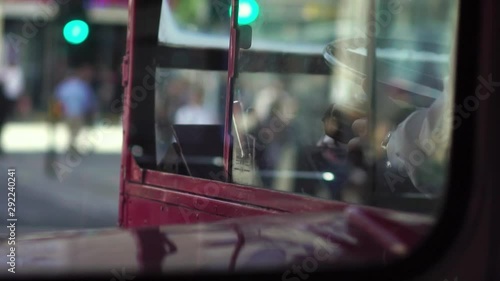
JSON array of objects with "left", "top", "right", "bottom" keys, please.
[
  {"left": 155, "top": 68, "right": 226, "bottom": 179},
  {"left": 230, "top": 0, "right": 458, "bottom": 215},
  {"left": 152, "top": 1, "right": 231, "bottom": 180}
]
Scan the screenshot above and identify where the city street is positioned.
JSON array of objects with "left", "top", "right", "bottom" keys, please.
[{"left": 0, "top": 122, "right": 122, "bottom": 237}]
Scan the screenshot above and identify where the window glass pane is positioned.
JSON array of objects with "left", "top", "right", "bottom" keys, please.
[
  {"left": 231, "top": 0, "right": 458, "bottom": 215},
  {"left": 159, "top": 0, "right": 230, "bottom": 48},
  {"left": 155, "top": 2, "right": 231, "bottom": 180},
  {"left": 155, "top": 69, "right": 226, "bottom": 180}
]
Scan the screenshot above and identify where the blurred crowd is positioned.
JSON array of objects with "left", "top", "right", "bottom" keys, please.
[{"left": 0, "top": 54, "right": 122, "bottom": 156}]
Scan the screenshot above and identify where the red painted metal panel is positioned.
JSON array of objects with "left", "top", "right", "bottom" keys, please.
[
  {"left": 124, "top": 196, "right": 226, "bottom": 228},
  {"left": 126, "top": 182, "right": 279, "bottom": 218},
  {"left": 118, "top": 0, "right": 136, "bottom": 227},
  {"left": 123, "top": 152, "right": 345, "bottom": 225},
  {"left": 129, "top": 154, "right": 144, "bottom": 183},
  {"left": 141, "top": 167, "right": 347, "bottom": 213}
]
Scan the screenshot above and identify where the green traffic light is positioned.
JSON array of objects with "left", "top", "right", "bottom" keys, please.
[
  {"left": 229, "top": 0, "right": 260, "bottom": 25},
  {"left": 63, "top": 20, "right": 89, "bottom": 45}
]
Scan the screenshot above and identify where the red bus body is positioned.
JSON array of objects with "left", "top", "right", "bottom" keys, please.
[{"left": 117, "top": 0, "right": 350, "bottom": 229}]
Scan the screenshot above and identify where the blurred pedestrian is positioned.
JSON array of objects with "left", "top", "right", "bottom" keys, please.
[
  {"left": 174, "top": 84, "right": 217, "bottom": 125},
  {"left": 0, "top": 58, "right": 25, "bottom": 155},
  {"left": 54, "top": 62, "right": 97, "bottom": 153}
]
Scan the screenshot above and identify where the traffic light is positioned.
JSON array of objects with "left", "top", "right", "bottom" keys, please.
[
  {"left": 56, "top": 0, "right": 90, "bottom": 45},
  {"left": 63, "top": 19, "right": 89, "bottom": 45},
  {"left": 54, "top": 0, "right": 95, "bottom": 66},
  {"left": 229, "top": 0, "right": 260, "bottom": 25}
]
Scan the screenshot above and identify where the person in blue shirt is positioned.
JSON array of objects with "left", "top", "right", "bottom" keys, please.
[{"left": 55, "top": 62, "right": 96, "bottom": 153}]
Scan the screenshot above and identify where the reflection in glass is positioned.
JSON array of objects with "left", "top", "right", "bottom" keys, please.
[{"left": 230, "top": 0, "right": 458, "bottom": 215}]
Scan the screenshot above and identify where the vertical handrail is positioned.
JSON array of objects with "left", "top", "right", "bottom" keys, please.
[
  {"left": 223, "top": 0, "right": 240, "bottom": 182},
  {"left": 365, "top": 0, "right": 378, "bottom": 201}
]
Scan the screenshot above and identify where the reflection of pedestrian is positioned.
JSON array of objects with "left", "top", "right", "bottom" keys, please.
[
  {"left": 317, "top": 104, "right": 347, "bottom": 149},
  {"left": 174, "top": 85, "right": 217, "bottom": 125},
  {"left": 55, "top": 62, "right": 96, "bottom": 153},
  {"left": 253, "top": 80, "right": 288, "bottom": 123},
  {"left": 0, "top": 59, "right": 25, "bottom": 155}
]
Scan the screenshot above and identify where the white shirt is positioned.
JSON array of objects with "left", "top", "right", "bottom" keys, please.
[
  {"left": 1, "top": 65, "right": 25, "bottom": 101},
  {"left": 386, "top": 90, "right": 451, "bottom": 191},
  {"left": 174, "top": 105, "right": 218, "bottom": 125}
]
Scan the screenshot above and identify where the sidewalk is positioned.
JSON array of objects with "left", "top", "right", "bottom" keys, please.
[{"left": 1, "top": 122, "right": 123, "bottom": 154}]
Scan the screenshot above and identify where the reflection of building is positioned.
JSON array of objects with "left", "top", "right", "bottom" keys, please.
[{"left": 0, "top": 0, "right": 128, "bottom": 114}]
